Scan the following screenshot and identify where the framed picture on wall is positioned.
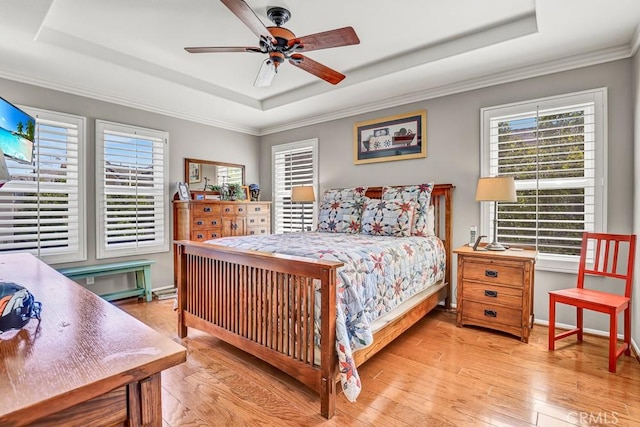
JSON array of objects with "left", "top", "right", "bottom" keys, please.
[{"left": 353, "top": 110, "right": 427, "bottom": 165}]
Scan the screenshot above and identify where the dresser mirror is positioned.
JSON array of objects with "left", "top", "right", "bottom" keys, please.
[{"left": 184, "top": 158, "right": 245, "bottom": 190}]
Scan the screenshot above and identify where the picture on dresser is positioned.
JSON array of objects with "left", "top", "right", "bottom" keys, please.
[{"left": 177, "top": 182, "right": 190, "bottom": 200}]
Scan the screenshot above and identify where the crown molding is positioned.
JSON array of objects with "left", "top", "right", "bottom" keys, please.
[
  {"left": 259, "top": 44, "right": 632, "bottom": 135},
  {"left": 0, "top": 68, "right": 260, "bottom": 136},
  {"left": 631, "top": 23, "right": 640, "bottom": 57}
]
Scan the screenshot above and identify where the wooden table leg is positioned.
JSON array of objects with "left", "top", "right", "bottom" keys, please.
[{"left": 128, "top": 374, "right": 162, "bottom": 426}]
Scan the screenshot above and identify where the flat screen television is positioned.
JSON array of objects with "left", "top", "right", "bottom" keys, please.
[{"left": 0, "top": 96, "right": 35, "bottom": 163}]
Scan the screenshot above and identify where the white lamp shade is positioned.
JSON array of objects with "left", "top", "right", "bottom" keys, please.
[
  {"left": 291, "top": 186, "right": 315, "bottom": 202},
  {"left": 475, "top": 176, "right": 517, "bottom": 202}
]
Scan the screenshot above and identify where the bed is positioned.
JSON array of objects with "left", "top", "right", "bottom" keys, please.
[{"left": 174, "top": 183, "right": 453, "bottom": 419}]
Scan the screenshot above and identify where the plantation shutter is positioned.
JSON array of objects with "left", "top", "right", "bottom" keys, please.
[
  {"left": 0, "top": 109, "right": 86, "bottom": 264},
  {"left": 484, "top": 89, "right": 605, "bottom": 262},
  {"left": 96, "top": 120, "right": 169, "bottom": 258},
  {"left": 272, "top": 139, "right": 317, "bottom": 234}
]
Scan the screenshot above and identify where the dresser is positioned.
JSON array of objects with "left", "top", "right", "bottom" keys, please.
[
  {"left": 173, "top": 199, "right": 271, "bottom": 242},
  {"left": 454, "top": 246, "right": 536, "bottom": 343}
]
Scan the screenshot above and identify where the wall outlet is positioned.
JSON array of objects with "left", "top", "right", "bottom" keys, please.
[{"left": 86, "top": 276, "right": 95, "bottom": 285}]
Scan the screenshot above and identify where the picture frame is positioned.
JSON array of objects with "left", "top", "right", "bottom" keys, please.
[
  {"left": 177, "top": 182, "right": 190, "bottom": 201},
  {"left": 354, "top": 110, "right": 427, "bottom": 165},
  {"left": 242, "top": 185, "right": 250, "bottom": 201},
  {"left": 188, "top": 162, "right": 201, "bottom": 184}
]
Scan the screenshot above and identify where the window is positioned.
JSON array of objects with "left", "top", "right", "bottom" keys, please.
[
  {"left": 96, "top": 120, "right": 169, "bottom": 259},
  {"left": 0, "top": 108, "right": 86, "bottom": 264},
  {"left": 481, "top": 88, "right": 606, "bottom": 272},
  {"left": 272, "top": 139, "right": 318, "bottom": 234}
]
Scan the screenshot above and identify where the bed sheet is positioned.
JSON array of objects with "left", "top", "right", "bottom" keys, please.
[{"left": 206, "top": 231, "right": 445, "bottom": 402}]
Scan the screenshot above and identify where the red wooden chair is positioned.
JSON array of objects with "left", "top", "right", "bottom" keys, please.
[{"left": 548, "top": 232, "right": 636, "bottom": 373}]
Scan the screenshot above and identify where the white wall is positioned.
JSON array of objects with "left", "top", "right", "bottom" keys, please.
[
  {"left": 259, "top": 60, "right": 635, "bottom": 332},
  {"left": 0, "top": 77, "right": 260, "bottom": 292},
  {"left": 633, "top": 50, "right": 640, "bottom": 350}
]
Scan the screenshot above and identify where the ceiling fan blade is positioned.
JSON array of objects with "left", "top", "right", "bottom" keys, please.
[
  {"left": 289, "top": 54, "right": 345, "bottom": 85},
  {"left": 220, "top": 0, "right": 273, "bottom": 41},
  {"left": 293, "top": 27, "right": 360, "bottom": 52},
  {"left": 185, "top": 46, "right": 262, "bottom": 53},
  {"left": 254, "top": 59, "right": 277, "bottom": 87}
]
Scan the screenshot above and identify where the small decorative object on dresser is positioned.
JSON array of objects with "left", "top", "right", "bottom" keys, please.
[{"left": 454, "top": 245, "right": 537, "bottom": 342}]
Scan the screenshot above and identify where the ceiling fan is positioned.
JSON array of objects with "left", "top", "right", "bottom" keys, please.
[{"left": 185, "top": 0, "right": 360, "bottom": 87}]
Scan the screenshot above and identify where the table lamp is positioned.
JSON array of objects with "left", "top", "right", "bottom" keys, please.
[
  {"left": 291, "top": 186, "right": 315, "bottom": 232},
  {"left": 475, "top": 176, "right": 517, "bottom": 251}
]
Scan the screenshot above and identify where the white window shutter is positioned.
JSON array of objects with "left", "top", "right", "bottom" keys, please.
[
  {"left": 272, "top": 139, "right": 318, "bottom": 234},
  {"left": 96, "top": 120, "right": 169, "bottom": 258},
  {"left": 481, "top": 89, "right": 606, "bottom": 271},
  {"left": 0, "top": 108, "right": 86, "bottom": 263}
]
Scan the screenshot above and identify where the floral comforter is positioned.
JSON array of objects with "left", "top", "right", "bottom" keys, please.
[{"left": 205, "top": 232, "right": 445, "bottom": 402}]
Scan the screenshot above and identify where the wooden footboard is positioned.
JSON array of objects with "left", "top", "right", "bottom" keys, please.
[
  {"left": 174, "top": 183, "right": 453, "bottom": 419},
  {"left": 175, "top": 242, "right": 343, "bottom": 417}
]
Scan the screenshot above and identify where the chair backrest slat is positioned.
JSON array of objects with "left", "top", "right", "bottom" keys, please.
[{"left": 578, "top": 232, "right": 636, "bottom": 299}]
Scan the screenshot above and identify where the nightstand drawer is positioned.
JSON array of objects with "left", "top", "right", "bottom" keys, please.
[
  {"left": 222, "top": 204, "right": 246, "bottom": 216},
  {"left": 462, "top": 300, "right": 522, "bottom": 327},
  {"left": 461, "top": 282, "right": 522, "bottom": 308},
  {"left": 247, "top": 215, "right": 269, "bottom": 226},
  {"left": 247, "top": 226, "right": 269, "bottom": 236},
  {"left": 462, "top": 261, "right": 523, "bottom": 287}
]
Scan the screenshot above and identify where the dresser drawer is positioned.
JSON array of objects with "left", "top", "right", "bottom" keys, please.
[
  {"left": 461, "top": 281, "right": 523, "bottom": 308},
  {"left": 191, "top": 229, "right": 221, "bottom": 241},
  {"left": 193, "top": 204, "right": 221, "bottom": 216},
  {"left": 462, "top": 300, "right": 522, "bottom": 328},
  {"left": 192, "top": 217, "right": 221, "bottom": 230},
  {"left": 247, "top": 226, "right": 270, "bottom": 236},
  {"left": 247, "top": 215, "right": 269, "bottom": 227},
  {"left": 462, "top": 260, "right": 523, "bottom": 287},
  {"left": 249, "top": 203, "right": 270, "bottom": 214},
  {"left": 221, "top": 204, "right": 246, "bottom": 216}
]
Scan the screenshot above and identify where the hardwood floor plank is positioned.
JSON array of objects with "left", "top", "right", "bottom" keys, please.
[{"left": 117, "top": 299, "right": 640, "bottom": 426}]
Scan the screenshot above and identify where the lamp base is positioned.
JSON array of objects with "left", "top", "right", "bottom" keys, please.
[{"left": 485, "top": 241, "right": 508, "bottom": 251}]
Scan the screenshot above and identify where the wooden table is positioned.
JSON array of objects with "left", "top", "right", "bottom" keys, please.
[{"left": 0, "top": 253, "right": 186, "bottom": 427}]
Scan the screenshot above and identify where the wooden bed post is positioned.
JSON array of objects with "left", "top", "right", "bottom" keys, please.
[
  {"left": 176, "top": 244, "right": 188, "bottom": 338},
  {"left": 444, "top": 185, "right": 453, "bottom": 310},
  {"left": 320, "top": 267, "right": 338, "bottom": 419}
]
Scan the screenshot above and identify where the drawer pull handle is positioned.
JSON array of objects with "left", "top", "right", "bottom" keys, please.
[
  {"left": 485, "top": 270, "right": 498, "bottom": 278},
  {"left": 196, "top": 220, "right": 204, "bottom": 225},
  {"left": 239, "top": 208, "right": 244, "bottom": 212},
  {"left": 250, "top": 230, "right": 255, "bottom": 235},
  {"left": 204, "top": 207, "right": 211, "bottom": 212},
  {"left": 250, "top": 219, "right": 255, "bottom": 223},
  {"left": 196, "top": 234, "right": 203, "bottom": 239},
  {"left": 484, "top": 309, "right": 497, "bottom": 318},
  {"left": 211, "top": 233, "right": 218, "bottom": 238},
  {"left": 484, "top": 290, "right": 498, "bottom": 298},
  {"left": 255, "top": 207, "right": 261, "bottom": 212},
  {"left": 225, "top": 208, "right": 231, "bottom": 212},
  {"left": 212, "top": 220, "right": 218, "bottom": 225}
]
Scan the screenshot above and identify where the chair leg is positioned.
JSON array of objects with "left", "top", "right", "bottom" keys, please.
[
  {"left": 624, "top": 306, "right": 631, "bottom": 357},
  {"left": 577, "top": 307, "right": 583, "bottom": 342},
  {"left": 609, "top": 311, "right": 618, "bottom": 373},
  {"left": 549, "top": 295, "right": 556, "bottom": 351}
]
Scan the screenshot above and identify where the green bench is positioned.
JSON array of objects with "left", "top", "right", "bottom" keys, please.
[{"left": 57, "top": 259, "right": 155, "bottom": 302}]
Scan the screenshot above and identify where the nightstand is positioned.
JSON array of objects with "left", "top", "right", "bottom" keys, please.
[{"left": 454, "top": 246, "right": 537, "bottom": 343}]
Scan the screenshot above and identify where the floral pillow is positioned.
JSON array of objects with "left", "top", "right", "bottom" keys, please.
[
  {"left": 317, "top": 199, "right": 364, "bottom": 233},
  {"left": 322, "top": 186, "right": 368, "bottom": 201},
  {"left": 361, "top": 198, "right": 415, "bottom": 237},
  {"left": 382, "top": 182, "right": 434, "bottom": 236}
]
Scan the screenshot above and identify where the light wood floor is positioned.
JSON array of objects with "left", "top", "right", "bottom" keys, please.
[{"left": 117, "top": 299, "right": 640, "bottom": 427}]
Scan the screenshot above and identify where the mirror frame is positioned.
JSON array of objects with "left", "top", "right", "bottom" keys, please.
[{"left": 184, "top": 158, "right": 245, "bottom": 189}]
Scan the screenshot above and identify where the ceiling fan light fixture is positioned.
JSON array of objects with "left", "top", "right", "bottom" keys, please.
[{"left": 254, "top": 58, "right": 277, "bottom": 87}]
